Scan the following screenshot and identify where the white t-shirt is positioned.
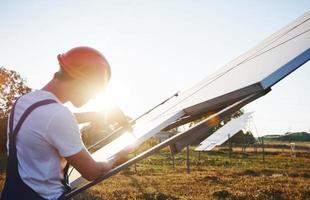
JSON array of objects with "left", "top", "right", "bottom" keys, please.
[{"left": 7, "top": 90, "right": 85, "bottom": 200}]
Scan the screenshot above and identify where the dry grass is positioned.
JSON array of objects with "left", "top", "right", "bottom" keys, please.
[
  {"left": 73, "top": 168, "right": 309, "bottom": 200},
  {"left": 72, "top": 146, "right": 309, "bottom": 200},
  {"left": 0, "top": 145, "right": 309, "bottom": 200}
]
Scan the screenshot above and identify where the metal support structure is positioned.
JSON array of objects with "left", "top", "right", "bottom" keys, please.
[
  {"left": 228, "top": 134, "right": 232, "bottom": 159},
  {"left": 134, "top": 149, "right": 137, "bottom": 173},
  {"left": 169, "top": 90, "right": 270, "bottom": 155},
  {"left": 262, "top": 137, "right": 265, "bottom": 164},
  {"left": 243, "top": 132, "right": 246, "bottom": 154},
  {"left": 171, "top": 153, "right": 175, "bottom": 169},
  {"left": 186, "top": 145, "right": 190, "bottom": 174},
  {"left": 63, "top": 94, "right": 260, "bottom": 199},
  {"left": 290, "top": 143, "right": 296, "bottom": 158}
]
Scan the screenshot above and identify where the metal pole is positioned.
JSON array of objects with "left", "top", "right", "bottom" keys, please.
[
  {"left": 134, "top": 149, "right": 137, "bottom": 173},
  {"left": 243, "top": 132, "right": 246, "bottom": 154},
  {"left": 228, "top": 134, "right": 232, "bottom": 159},
  {"left": 262, "top": 137, "right": 265, "bottom": 164},
  {"left": 186, "top": 145, "right": 190, "bottom": 174},
  {"left": 290, "top": 143, "right": 295, "bottom": 158},
  {"left": 172, "top": 153, "right": 175, "bottom": 170}
]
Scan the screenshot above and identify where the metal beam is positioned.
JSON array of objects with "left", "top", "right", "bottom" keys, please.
[{"left": 169, "top": 89, "right": 270, "bottom": 154}]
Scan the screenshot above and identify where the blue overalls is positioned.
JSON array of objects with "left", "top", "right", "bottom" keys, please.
[{"left": 1, "top": 99, "right": 71, "bottom": 200}]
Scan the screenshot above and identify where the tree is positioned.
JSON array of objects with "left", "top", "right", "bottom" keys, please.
[{"left": 0, "top": 66, "right": 31, "bottom": 152}]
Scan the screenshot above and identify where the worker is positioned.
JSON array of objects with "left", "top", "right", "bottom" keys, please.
[{"left": 1, "top": 46, "right": 132, "bottom": 200}]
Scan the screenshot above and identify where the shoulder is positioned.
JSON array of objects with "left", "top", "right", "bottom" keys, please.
[
  {"left": 47, "top": 104, "right": 77, "bottom": 128},
  {"left": 19, "top": 90, "right": 76, "bottom": 123}
]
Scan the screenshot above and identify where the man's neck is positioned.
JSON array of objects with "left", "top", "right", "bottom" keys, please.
[{"left": 41, "top": 78, "right": 70, "bottom": 104}]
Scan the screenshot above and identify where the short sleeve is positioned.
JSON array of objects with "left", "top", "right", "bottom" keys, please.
[{"left": 46, "top": 107, "right": 85, "bottom": 157}]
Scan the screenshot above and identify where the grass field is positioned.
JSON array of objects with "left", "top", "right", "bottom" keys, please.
[{"left": 0, "top": 145, "right": 309, "bottom": 200}]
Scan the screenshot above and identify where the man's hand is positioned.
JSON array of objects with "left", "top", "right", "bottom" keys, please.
[
  {"left": 74, "top": 106, "right": 133, "bottom": 132},
  {"left": 111, "top": 145, "right": 135, "bottom": 167},
  {"left": 108, "top": 106, "right": 133, "bottom": 132},
  {"left": 65, "top": 149, "right": 113, "bottom": 181}
]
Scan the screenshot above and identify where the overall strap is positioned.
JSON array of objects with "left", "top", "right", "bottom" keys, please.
[
  {"left": 62, "top": 164, "right": 71, "bottom": 193},
  {"left": 9, "top": 99, "right": 58, "bottom": 147},
  {"left": 8, "top": 96, "right": 21, "bottom": 141}
]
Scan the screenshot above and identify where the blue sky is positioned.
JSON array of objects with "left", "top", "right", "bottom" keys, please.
[{"left": 0, "top": 0, "right": 309, "bottom": 135}]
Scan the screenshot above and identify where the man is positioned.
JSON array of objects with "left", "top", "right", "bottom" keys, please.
[{"left": 1, "top": 47, "right": 131, "bottom": 200}]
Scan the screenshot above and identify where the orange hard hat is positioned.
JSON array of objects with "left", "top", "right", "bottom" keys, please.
[{"left": 57, "top": 46, "right": 111, "bottom": 89}]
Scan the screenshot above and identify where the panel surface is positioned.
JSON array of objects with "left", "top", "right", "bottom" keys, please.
[
  {"left": 195, "top": 112, "right": 252, "bottom": 151},
  {"left": 141, "top": 11, "right": 310, "bottom": 119}
]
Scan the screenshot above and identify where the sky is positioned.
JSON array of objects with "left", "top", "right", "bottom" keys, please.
[{"left": 0, "top": 0, "right": 309, "bottom": 136}]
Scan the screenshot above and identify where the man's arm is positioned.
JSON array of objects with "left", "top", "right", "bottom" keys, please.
[
  {"left": 74, "top": 112, "right": 99, "bottom": 124},
  {"left": 65, "top": 149, "right": 111, "bottom": 181}
]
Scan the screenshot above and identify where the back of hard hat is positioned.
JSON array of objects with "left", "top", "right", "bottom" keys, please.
[{"left": 57, "top": 46, "right": 111, "bottom": 89}]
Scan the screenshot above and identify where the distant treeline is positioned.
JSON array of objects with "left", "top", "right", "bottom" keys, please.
[{"left": 262, "top": 132, "right": 310, "bottom": 142}]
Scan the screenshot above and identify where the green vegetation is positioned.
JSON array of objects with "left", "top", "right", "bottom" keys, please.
[{"left": 263, "top": 132, "right": 310, "bottom": 142}]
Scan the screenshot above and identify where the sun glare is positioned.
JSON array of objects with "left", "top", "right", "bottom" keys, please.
[
  {"left": 92, "top": 91, "right": 115, "bottom": 113},
  {"left": 79, "top": 83, "right": 119, "bottom": 114}
]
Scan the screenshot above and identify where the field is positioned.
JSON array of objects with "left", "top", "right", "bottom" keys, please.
[{"left": 0, "top": 144, "right": 309, "bottom": 200}]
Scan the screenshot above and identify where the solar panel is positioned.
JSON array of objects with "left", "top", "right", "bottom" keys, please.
[
  {"left": 67, "top": 11, "right": 310, "bottom": 193},
  {"left": 195, "top": 112, "right": 252, "bottom": 151}
]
